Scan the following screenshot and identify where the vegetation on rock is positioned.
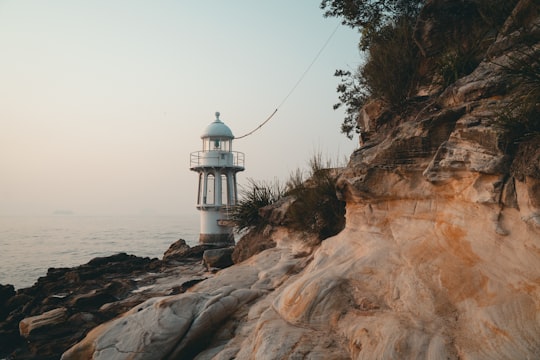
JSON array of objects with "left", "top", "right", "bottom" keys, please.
[
  {"left": 494, "top": 38, "right": 540, "bottom": 142},
  {"left": 284, "top": 153, "right": 346, "bottom": 239},
  {"left": 320, "top": 0, "right": 424, "bottom": 51},
  {"left": 326, "top": 0, "right": 523, "bottom": 138},
  {"left": 328, "top": 0, "right": 423, "bottom": 138},
  {"left": 231, "top": 154, "right": 345, "bottom": 240},
  {"left": 230, "top": 178, "right": 285, "bottom": 232}
]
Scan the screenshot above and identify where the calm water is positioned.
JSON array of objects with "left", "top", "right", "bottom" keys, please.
[{"left": 0, "top": 215, "right": 200, "bottom": 289}]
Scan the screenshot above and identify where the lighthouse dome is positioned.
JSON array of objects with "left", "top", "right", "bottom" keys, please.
[{"left": 201, "top": 112, "right": 234, "bottom": 139}]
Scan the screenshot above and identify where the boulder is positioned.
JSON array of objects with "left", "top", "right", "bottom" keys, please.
[
  {"left": 162, "top": 238, "right": 192, "bottom": 260},
  {"left": 19, "top": 307, "right": 68, "bottom": 339},
  {"left": 232, "top": 229, "right": 276, "bottom": 264},
  {"left": 203, "top": 247, "right": 234, "bottom": 269},
  {"left": 258, "top": 196, "right": 295, "bottom": 226},
  {"left": 357, "top": 99, "right": 390, "bottom": 144},
  {"left": 162, "top": 239, "right": 210, "bottom": 261},
  {"left": 0, "top": 284, "right": 15, "bottom": 320}
]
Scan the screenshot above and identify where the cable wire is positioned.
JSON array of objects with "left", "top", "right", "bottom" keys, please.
[{"left": 235, "top": 22, "right": 341, "bottom": 140}]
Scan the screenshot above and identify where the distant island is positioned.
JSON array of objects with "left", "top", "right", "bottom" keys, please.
[{"left": 52, "top": 210, "right": 74, "bottom": 215}]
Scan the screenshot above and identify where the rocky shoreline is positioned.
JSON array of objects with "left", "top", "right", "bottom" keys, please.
[
  {"left": 2, "top": 1, "right": 540, "bottom": 358},
  {"left": 0, "top": 239, "right": 233, "bottom": 359}
]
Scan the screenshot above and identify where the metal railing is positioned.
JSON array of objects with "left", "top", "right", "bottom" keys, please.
[{"left": 190, "top": 151, "right": 245, "bottom": 169}]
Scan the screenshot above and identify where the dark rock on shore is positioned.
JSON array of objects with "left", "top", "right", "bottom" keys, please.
[
  {"left": 162, "top": 238, "right": 212, "bottom": 261},
  {"left": 0, "top": 240, "right": 209, "bottom": 360},
  {"left": 0, "top": 284, "right": 15, "bottom": 320},
  {"left": 203, "top": 247, "right": 234, "bottom": 269},
  {"left": 165, "top": 239, "right": 237, "bottom": 270}
]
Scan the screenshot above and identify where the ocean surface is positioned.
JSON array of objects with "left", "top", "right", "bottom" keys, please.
[{"left": 0, "top": 215, "right": 200, "bottom": 290}]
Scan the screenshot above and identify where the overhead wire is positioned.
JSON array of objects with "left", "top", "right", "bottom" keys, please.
[{"left": 235, "top": 22, "right": 341, "bottom": 140}]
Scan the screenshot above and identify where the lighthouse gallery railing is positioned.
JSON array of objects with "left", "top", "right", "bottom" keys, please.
[{"left": 190, "top": 151, "right": 245, "bottom": 169}]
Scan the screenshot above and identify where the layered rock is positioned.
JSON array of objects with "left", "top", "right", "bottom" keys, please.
[
  {"left": 41, "top": 0, "right": 540, "bottom": 358},
  {"left": 62, "top": 233, "right": 323, "bottom": 360}
]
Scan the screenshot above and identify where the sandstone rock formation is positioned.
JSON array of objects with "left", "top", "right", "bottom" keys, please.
[
  {"left": 0, "top": 247, "right": 209, "bottom": 359},
  {"left": 15, "top": 1, "right": 540, "bottom": 359}
]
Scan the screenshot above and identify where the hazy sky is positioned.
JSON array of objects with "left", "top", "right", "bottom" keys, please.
[{"left": 0, "top": 1, "right": 362, "bottom": 216}]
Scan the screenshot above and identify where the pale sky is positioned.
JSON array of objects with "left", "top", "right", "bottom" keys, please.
[{"left": 0, "top": 0, "right": 361, "bottom": 216}]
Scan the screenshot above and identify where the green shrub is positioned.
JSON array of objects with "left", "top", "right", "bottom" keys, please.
[
  {"left": 435, "top": 46, "right": 483, "bottom": 87},
  {"left": 361, "top": 16, "right": 421, "bottom": 107},
  {"left": 230, "top": 178, "right": 285, "bottom": 232},
  {"left": 320, "top": 0, "right": 424, "bottom": 51},
  {"left": 328, "top": 0, "right": 521, "bottom": 138},
  {"left": 233, "top": 154, "right": 346, "bottom": 240},
  {"left": 285, "top": 153, "right": 346, "bottom": 239},
  {"left": 333, "top": 68, "right": 369, "bottom": 139},
  {"left": 333, "top": 16, "right": 421, "bottom": 138},
  {"left": 323, "top": 1, "right": 423, "bottom": 138}
]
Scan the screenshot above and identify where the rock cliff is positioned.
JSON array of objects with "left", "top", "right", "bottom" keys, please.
[{"left": 60, "top": 0, "right": 540, "bottom": 358}]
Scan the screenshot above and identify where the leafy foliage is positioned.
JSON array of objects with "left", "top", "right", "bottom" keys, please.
[
  {"left": 325, "top": 0, "right": 523, "bottom": 139},
  {"left": 333, "top": 69, "right": 368, "bottom": 139},
  {"left": 323, "top": 1, "right": 423, "bottom": 138},
  {"left": 333, "top": 14, "right": 421, "bottom": 138},
  {"left": 320, "top": 0, "right": 424, "bottom": 50},
  {"left": 361, "top": 16, "right": 421, "bottom": 106}
]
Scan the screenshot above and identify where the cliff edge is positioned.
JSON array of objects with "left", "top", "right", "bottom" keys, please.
[{"left": 62, "top": 1, "right": 540, "bottom": 359}]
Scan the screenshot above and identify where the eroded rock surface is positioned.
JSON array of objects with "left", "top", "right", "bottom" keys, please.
[
  {"left": 14, "top": 1, "right": 540, "bottom": 359},
  {"left": 62, "top": 244, "right": 316, "bottom": 359}
]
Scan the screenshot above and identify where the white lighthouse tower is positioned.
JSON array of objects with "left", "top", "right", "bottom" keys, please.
[{"left": 190, "top": 112, "right": 245, "bottom": 245}]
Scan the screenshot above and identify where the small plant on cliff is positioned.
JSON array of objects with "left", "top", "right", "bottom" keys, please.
[
  {"left": 361, "top": 16, "right": 421, "bottom": 106},
  {"left": 498, "top": 88, "right": 540, "bottom": 141},
  {"left": 495, "top": 39, "right": 540, "bottom": 141},
  {"left": 434, "top": 0, "right": 519, "bottom": 87},
  {"left": 285, "top": 153, "right": 346, "bottom": 239},
  {"left": 435, "top": 45, "right": 483, "bottom": 87},
  {"left": 230, "top": 178, "right": 285, "bottom": 232}
]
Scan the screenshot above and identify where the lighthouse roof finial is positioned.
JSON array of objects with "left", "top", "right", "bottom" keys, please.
[{"left": 201, "top": 111, "right": 234, "bottom": 139}]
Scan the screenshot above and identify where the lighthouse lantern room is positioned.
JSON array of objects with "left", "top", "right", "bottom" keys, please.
[{"left": 190, "top": 112, "right": 245, "bottom": 245}]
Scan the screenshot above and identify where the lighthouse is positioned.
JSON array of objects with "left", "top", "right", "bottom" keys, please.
[{"left": 190, "top": 112, "right": 245, "bottom": 245}]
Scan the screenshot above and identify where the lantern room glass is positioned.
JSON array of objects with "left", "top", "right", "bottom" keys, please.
[{"left": 203, "top": 138, "right": 231, "bottom": 152}]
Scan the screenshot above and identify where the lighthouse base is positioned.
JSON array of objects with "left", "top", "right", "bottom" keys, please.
[{"left": 199, "top": 233, "right": 235, "bottom": 246}]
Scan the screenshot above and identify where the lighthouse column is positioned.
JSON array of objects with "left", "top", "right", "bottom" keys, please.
[
  {"left": 190, "top": 112, "right": 245, "bottom": 246},
  {"left": 216, "top": 172, "right": 222, "bottom": 206}
]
